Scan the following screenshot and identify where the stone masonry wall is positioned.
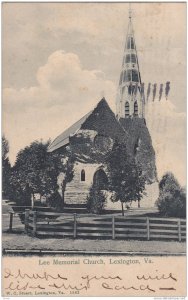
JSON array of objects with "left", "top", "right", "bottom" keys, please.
[{"left": 64, "top": 162, "right": 101, "bottom": 205}]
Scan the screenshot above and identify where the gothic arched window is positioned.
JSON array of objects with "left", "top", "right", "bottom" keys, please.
[
  {"left": 81, "top": 169, "right": 85, "bottom": 182},
  {"left": 125, "top": 102, "right": 130, "bottom": 117},
  {"left": 134, "top": 101, "right": 138, "bottom": 116}
]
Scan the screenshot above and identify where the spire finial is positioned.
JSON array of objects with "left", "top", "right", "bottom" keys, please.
[{"left": 129, "top": 3, "right": 132, "bottom": 20}]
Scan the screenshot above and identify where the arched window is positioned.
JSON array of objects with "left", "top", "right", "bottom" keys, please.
[
  {"left": 81, "top": 169, "right": 85, "bottom": 182},
  {"left": 125, "top": 102, "right": 129, "bottom": 117},
  {"left": 134, "top": 101, "right": 138, "bottom": 116}
]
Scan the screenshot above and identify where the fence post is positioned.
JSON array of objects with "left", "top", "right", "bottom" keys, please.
[
  {"left": 112, "top": 216, "right": 115, "bottom": 240},
  {"left": 25, "top": 209, "right": 30, "bottom": 233},
  {"left": 9, "top": 212, "right": 13, "bottom": 232},
  {"left": 178, "top": 219, "right": 181, "bottom": 242},
  {"left": 146, "top": 217, "right": 150, "bottom": 241},
  {"left": 33, "top": 211, "right": 37, "bottom": 237},
  {"left": 73, "top": 213, "right": 77, "bottom": 238}
]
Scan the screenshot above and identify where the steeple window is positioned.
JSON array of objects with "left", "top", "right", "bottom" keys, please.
[
  {"left": 128, "top": 84, "right": 132, "bottom": 94},
  {"left": 134, "top": 101, "right": 138, "bottom": 116},
  {"left": 127, "top": 70, "right": 132, "bottom": 82},
  {"left": 125, "top": 102, "right": 130, "bottom": 117},
  {"left": 131, "top": 54, "right": 136, "bottom": 63},
  {"left": 132, "top": 70, "right": 139, "bottom": 82},
  {"left": 126, "top": 38, "right": 130, "bottom": 49},
  {"left": 131, "top": 37, "right": 135, "bottom": 49},
  {"left": 125, "top": 54, "right": 136, "bottom": 64},
  {"left": 125, "top": 54, "right": 131, "bottom": 63},
  {"left": 123, "top": 70, "right": 127, "bottom": 82},
  {"left": 127, "top": 37, "right": 135, "bottom": 49}
]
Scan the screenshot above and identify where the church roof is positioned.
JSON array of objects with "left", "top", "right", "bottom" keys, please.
[
  {"left": 48, "top": 111, "right": 92, "bottom": 152},
  {"left": 48, "top": 98, "right": 124, "bottom": 153}
]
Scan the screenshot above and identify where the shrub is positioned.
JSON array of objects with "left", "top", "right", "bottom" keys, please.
[
  {"left": 159, "top": 172, "right": 180, "bottom": 194},
  {"left": 87, "top": 186, "right": 106, "bottom": 214},
  {"left": 156, "top": 172, "right": 186, "bottom": 218}
]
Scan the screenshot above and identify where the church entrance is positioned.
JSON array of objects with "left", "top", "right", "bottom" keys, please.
[{"left": 93, "top": 169, "right": 108, "bottom": 190}]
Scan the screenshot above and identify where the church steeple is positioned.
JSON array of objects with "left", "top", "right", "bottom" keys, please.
[{"left": 116, "top": 8, "right": 144, "bottom": 119}]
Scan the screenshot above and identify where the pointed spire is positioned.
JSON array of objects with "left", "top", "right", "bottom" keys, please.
[
  {"left": 119, "top": 8, "right": 141, "bottom": 87},
  {"left": 116, "top": 7, "right": 144, "bottom": 119}
]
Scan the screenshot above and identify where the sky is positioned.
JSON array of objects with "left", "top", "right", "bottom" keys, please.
[{"left": 2, "top": 2, "right": 186, "bottom": 185}]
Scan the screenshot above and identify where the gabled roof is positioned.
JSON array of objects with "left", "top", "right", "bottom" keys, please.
[
  {"left": 48, "top": 111, "right": 92, "bottom": 152},
  {"left": 48, "top": 98, "right": 125, "bottom": 153}
]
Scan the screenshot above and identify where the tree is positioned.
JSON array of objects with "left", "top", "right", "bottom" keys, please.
[
  {"left": 156, "top": 172, "right": 186, "bottom": 217},
  {"left": 10, "top": 140, "right": 50, "bottom": 206},
  {"left": 159, "top": 172, "right": 180, "bottom": 195},
  {"left": 44, "top": 151, "right": 74, "bottom": 210},
  {"left": 2, "top": 135, "right": 11, "bottom": 198},
  {"left": 9, "top": 140, "right": 74, "bottom": 210},
  {"left": 106, "top": 141, "right": 146, "bottom": 216}
]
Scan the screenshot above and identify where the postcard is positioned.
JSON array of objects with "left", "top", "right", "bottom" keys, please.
[{"left": 2, "top": 2, "right": 186, "bottom": 297}]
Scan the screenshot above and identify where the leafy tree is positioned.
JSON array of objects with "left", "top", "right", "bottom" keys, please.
[
  {"left": 9, "top": 140, "right": 74, "bottom": 210},
  {"left": 156, "top": 172, "right": 186, "bottom": 217},
  {"left": 106, "top": 141, "right": 146, "bottom": 216},
  {"left": 2, "top": 135, "right": 11, "bottom": 198},
  {"left": 45, "top": 151, "right": 74, "bottom": 210},
  {"left": 9, "top": 141, "right": 50, "bottom": 206},
  {"left": 159, "top": 172, "right": 180, "bottom": 195}
]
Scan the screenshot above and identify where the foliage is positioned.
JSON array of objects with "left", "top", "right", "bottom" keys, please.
[
  {"left": 106, "top": 141, "right": 146, "bottom": 215},
  {"left": 9, "top": 140, "right": 74, "bottom": 210},
  {"left": 156, "top": 172, "right": 186, "bottom": 217},
  {"left": 87, "top": 186, "right": 106, "bottom": 214},
  {"left": 2, "top": 135, "right": 9, "bottom": 160},
  {"left": 2, "top": 135, "right": 11, "bottom": 198},
  {"left": 159, "top": 172, "right": 181, "bottom": 194},
  {"left": 45, "top": 151, "right": 74, "bottom": 211},
  {"left": 9, "top": 141, "right": 50, "bottom": 205}
]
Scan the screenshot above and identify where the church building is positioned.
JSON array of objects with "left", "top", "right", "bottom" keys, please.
[{"left": 48, "top": 11, "right": 158, "bottom": 211}]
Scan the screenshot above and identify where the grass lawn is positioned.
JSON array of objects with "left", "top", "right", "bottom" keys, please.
[{"left": 2, "top": 231, "right": 186, "bottom": 255}]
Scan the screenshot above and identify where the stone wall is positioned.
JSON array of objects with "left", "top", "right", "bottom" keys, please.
[{"left": 64, "top": 162, "right": 101, "bottom": 205}]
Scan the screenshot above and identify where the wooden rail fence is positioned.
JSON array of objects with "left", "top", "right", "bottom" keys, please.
[{"left": 24, "top": 210, "right": 186, "bottom": 242}]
